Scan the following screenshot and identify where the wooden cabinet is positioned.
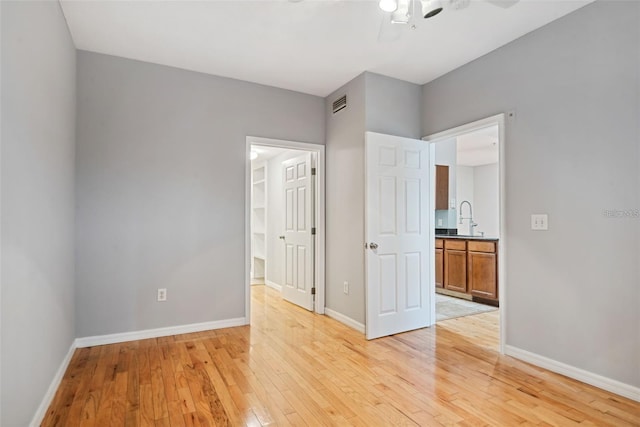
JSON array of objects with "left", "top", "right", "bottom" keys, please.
[
  {"left": 444, "top": 242, "right": 467, "bottom": 293},
  {"left": 468, "top": 241, "right": 498, "bottom": 300},
  {"left": 437, "top": 238, "right": 498, "bottom": 304},
  {"left": 435, "top": 239, "right": 444, "bottom": 288},
  {"left": 435, "top": 165, "right": 449, "bottom": 210}
]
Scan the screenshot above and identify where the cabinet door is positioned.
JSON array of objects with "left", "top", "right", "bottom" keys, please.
[
  {"left": 435, "top": 248, "right": 444, "bottom": 288},
  {"left": 444, "top": 249, "right": 467, "bottom": 293},
  {"left": 468, "top": 251, "right": 497, "bottom": 300},
  {"left": 435, "top": 165, "right": 449, "bottom": 210}
]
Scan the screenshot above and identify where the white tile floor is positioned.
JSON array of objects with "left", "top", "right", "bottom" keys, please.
[{"left": 436, "top": 293, "right": 497, "bottom": 322}]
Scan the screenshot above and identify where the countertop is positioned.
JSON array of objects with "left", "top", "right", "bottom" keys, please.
[{"left": 435, "top": 235, "right": 499, "bottom": 241}]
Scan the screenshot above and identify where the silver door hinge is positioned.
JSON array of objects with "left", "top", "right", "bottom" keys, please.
[
  {"left": 311, "top": 227, "right": 316, "bottom": 235},
  {"left": 311, "top": 167, "right": 316, "bottom": 176}
]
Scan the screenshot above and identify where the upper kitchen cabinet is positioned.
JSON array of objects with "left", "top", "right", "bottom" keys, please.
[
  {"left": 433, "top": 138, "right": 457, "bottom": 229},
  {"left": 435, "top": 165, "right": 449, "bottom": 210}
]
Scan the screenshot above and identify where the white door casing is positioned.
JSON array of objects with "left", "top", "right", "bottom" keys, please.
[
  {"left": 365, "top": 132, "right": 432, "bottom": 340},
  {"left": 282, "top": 152, "right": 314, "bottom": 311}
]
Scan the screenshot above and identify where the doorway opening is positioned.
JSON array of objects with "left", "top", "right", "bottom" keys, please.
[
  {"left": 424, "top": 113, "right": 507, "bottom": 353},
  {"left": 245, "top": 137, "right": 325, "bottom": 324}
]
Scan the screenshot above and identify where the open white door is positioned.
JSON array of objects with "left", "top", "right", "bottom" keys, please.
[
  {"left": 282, "top": 152, "right": 315, "bottom": 311},
  {"left": 365, "top": 132, "right": 433, "bottom": 340}
]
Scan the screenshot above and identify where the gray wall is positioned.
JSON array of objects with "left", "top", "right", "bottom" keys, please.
[
  {"left": 365, "top": 72, "right": 422, "bottom": 139},
  {"left": 325, "top": 74, "right": 367, "bottom": 323},
  {"left": 1, "top": 2, "right": 77, "bottom": 425},
  {"left": 76, "top": 51, "right": 324, "bottom": 337},
  {"left": 473, "top": 163, "right": 499, "bottom": 238},
  {"left": 325, "top": 72, "right": 422, "bottom": 324},
  {"left": 422, "top": 0, "right": 639, "bottom": 387}
]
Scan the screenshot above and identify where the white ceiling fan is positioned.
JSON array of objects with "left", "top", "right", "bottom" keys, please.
[{"left": 378, "top": 0, "right": 520, "bottom": 41}]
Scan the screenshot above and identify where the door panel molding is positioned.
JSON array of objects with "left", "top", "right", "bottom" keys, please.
[{"left": 365, "top": 132, "right": 433, "bottom": 340}]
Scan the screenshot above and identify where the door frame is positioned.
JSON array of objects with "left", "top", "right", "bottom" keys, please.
[
  {"left": 423, "top": 113, "right": 507, "bottom": 354},
  {"left": 245, "top": 136, "right": 326, "bottom": 322}
]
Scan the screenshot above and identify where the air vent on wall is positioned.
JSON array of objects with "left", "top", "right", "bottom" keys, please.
[{"left": 332, "top": 95, "right": 347, "bottom": 114}]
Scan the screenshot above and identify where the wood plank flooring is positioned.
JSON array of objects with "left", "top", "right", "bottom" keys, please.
[{"left": 43, "top": 285, "right": 639, "bottom": 426}]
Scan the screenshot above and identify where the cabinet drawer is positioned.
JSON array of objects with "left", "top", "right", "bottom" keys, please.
[
  {"left": 444, "top": 240, "right": 466, "bottom": 250},
  {"left": 468, "top": 241, "right": 496, "bottom": 253},
  {"left": 435, "top": 239, "right": 444, "bottom": 249}
]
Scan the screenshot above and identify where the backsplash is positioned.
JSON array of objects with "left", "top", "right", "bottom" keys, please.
[
  {"left": 435, "top": 228, "right": 458, "bottom": 236},
  {"left": 435, "top": 209, "right": 457, "bottom": 230}
]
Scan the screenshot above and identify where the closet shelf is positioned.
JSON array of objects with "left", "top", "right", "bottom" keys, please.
[{"left": 251, "top": 163, "right": 267, "bottom": 281}]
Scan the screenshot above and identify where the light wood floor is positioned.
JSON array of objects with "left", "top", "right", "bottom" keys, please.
[{"left": 43, "top": 285, "right": 639, "bottom": 426}]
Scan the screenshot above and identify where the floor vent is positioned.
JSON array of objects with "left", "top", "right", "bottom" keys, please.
[{"left": 332, "top": 95, "right": 347, "bottom": 114}]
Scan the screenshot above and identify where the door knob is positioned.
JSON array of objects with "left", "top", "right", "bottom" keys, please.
[
  {"left": 279, "top": 235, "right": 286, "bottom": 240},
  {"left": 369, "top": 242, "right": 379, "bottom": 249}
]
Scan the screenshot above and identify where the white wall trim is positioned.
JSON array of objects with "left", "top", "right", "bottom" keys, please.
[
  {"left": 423, "top": 113, "right": 507, "bottom": 354},
  {"left": 246, "top": 136, "right": 326, "bottom": 318},
  {"left": 30, "top": 339, "right": 78, "bottom": 427},
  {"left": 75, "top": 317, "right": 247, "bottom": 348},
  {"left": 505, "top": 345, "right": 640, "bottom": 403},
  {"left": 265, "top": 280, "right": 282, "bottom": 292},
  {"left": 325, "top": 308, "right": 365, "bottom": 334}
]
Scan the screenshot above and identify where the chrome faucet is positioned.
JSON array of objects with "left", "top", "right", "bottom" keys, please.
[{"left": 459, "top": 200, "right": 478, "bottom": 236}]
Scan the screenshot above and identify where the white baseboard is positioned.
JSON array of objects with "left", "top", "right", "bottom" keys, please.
[
  {"left": 324, "top": 308, "right": 365, "bottom": 334},
  {"left": 505, "top": 345, "right": 640, "bottom": 402},
  {"left": 75, "top": 317, "right": 248, "bottom": 348},
  {"left": 265, "top": 280, "right": 282, "bottom": 292},
  {"left": 30, "top": 339, "right": 78, "bottom": 427}
]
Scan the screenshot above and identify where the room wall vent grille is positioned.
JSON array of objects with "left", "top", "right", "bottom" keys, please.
[{"left": 332, "top": 95, "right": 347, "bottom": 114}]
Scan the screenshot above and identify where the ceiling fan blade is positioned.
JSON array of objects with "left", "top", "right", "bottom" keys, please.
[{"left": 485, "top": 0, "right": 520, "bottom": 8}]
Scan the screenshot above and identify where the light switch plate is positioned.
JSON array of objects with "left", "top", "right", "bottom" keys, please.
[{"left": 531, "top": 214, "right": 548, "bottom": 230}]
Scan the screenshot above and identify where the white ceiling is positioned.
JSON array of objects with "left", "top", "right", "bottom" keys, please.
[
  {"left": 59, "top": 0, "right": 593, "bottom": 97},
  {"left": 457, "top": 124, "right": 498, "bottom": 166},
  {"left": 251, "top": 145, "right": 291, "bottom": 161}
]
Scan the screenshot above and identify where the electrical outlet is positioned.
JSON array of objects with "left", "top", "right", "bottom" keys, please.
[
  {"left": 157, "top": 288, "right": 167, "bottom": 301},
  {"left": 343, "top": 281, "right": 349, "bottom": 295},
  {"left": 437, "top": 218, "right": 443, "bottom": 227},
  {"left": 531, "top": 214, "right": 548, "bottom": 231}
]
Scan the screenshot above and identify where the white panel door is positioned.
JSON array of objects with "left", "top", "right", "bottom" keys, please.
[
  {"left": 282, "top": 152, "right": 314, "bottom": 311},
  {"left": 365, "top": 132, "right": 432, "bottom": 340}
]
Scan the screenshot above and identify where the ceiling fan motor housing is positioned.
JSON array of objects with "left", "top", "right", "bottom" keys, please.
[{"left": 422, "top": 0, "right": 444, "bottom": 18}]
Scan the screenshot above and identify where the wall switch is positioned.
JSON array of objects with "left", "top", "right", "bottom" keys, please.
[
  {"left": 450, "top": 198, "right": 456, "bottom": 209},
  {"left": 531, "top": 214, "right": 548, "bottom": 230},
  {"left": 157, "top": 288, "right": 167, "bottom": 301},
  {"left": 343, "top": 281, "right": 349, "bottom": 294},
  {"left": 437, "top": 218, "right": 443, "bottom": 227}
]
